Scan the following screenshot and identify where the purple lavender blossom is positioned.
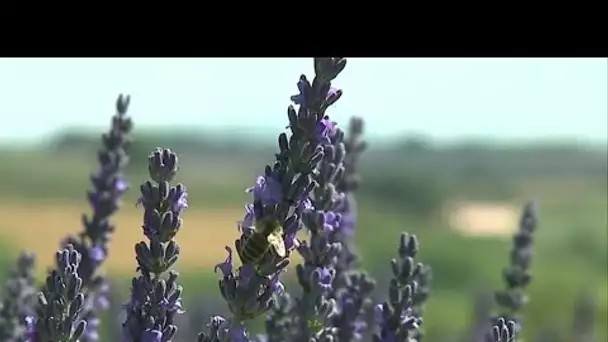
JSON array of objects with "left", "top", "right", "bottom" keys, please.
[
  {"left": 373, "top": 233, "right": 424, "bottom": 342},
  {"left": 0, "top": 252, "right": 37, "bottom": 342},
  {"left": 183, "top": 58, "right": 521, "bottom": 342},
  {"left": 93, "top": 282, "right": 110, "bottom": 311},
  {"left": 333, "top": 117, "right": 367, "bottom": 268},
  {"left": 27, "top": 245, "right": 88, "bottom": 342},
  {"left": 247, "top": 175, "right": 282, "bottom": 207},
  {"left": 198, "top": 316, "right": 250, "bottom": 342},
  {"left": 203, "top": 58, "right": 350, "bottom": 342},
  {"left": 83, "top": 316, "right": 100, "bottom": 341},
  {"left": 292, "top": 62, "right": 351, "bottom": 342},
  {"left": 57, "top": 94, "right": 133, "bottom": 342},
  {"left": 331, "top": 271, "right": 375, "bottom": 342},
  {"left": 320, "top": 117, "right": 376, "bottom": 342},
  {"left": 263, "top": 58, "right": 350, "bottom": 342},
  {"left": 316, "top": 116, "right": 338, "bottom": 144},
  {"left": 122, "top": 148, "right": 186, "bottom": 342},
  {"left": 13, "top": 95, "right": 133, "bottom": 342},
  {"left": 489, "top": 201, "right": 538, "bottom": 342}
]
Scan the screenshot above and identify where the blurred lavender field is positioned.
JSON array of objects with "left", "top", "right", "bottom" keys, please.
[{"left": 0, "top": 58, "right": 606, "bottom": 342}]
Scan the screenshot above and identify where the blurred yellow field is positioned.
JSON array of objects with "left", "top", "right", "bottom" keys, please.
[
  {"left": 447, "top": 201, "right": 519, "bottom": 237},
  {"left": 0, "top": 198, "right": 524, "bottom": 280},
  {"left": 0, "top": 200, "right": 255, "bottom": 278}
]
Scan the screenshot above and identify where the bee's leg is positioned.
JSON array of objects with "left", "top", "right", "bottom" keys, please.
[{"left": 235, "top": 238, "right": 245, "bottom": 261}]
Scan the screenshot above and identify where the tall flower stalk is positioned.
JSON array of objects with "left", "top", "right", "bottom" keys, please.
[
  {"left": 493, "top": 201, "right": 539, "bottom": 340},
  {"left": 200, "top": 58, "right": 348, "bottom": 342},
  {"left": 334, "top": 117, "right": 367, "bottom": 273},
  {"left": 373, "top": 233, "right": 424, "bottom": 342},
  {"left": 327, "top": 117, "right": 377, "bottom": 342},
  {"left": 122, "top": 148, "right": 187, "bottom": 342},
  {"left": 60, "top": 94, "right": 133, "bottom": 342},
  {"left": 26, "top": 245, "right": 88, "bottom": 342},
  {"left": 0, "top": 252, "right": 37, "bottom": 342},
  {"left": 468, "top": 292, "right": 494, "bottom": 342},
  {"left": 290, "top": 58, "right": 352, "bottom": 342}
]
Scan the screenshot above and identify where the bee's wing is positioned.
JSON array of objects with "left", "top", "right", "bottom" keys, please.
[{"left": 267, "top": 233, "right": 286, "bottom": 257}]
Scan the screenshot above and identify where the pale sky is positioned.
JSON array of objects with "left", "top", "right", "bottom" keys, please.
[{"left": 0, "top": 58, "right": 606, "bottom": 145}]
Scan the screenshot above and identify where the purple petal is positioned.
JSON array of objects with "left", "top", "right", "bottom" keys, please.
[
  {"left": 269, "top": 275, "right": 285, "bottom": 295},
  {"left": 94, "top": 295, "right": 110, "bottom": 311},
  {"left": 89, "top": 246, "right": 106, "bottom": 263},
  {"left": 238, "top": 264, "right": 256, "bottom": 285},
  {"left": 172, "top": 190, "right": 189, "bottom": 212},
  {"left": 229, "top": 322, "right": 250, "bottom": 342},
  {"left": 326, "top": 87, "right": 339, "bottom": 99},
  {"left": 315, "top": 116, "right": 338, "bottom": 143},
  {"left": 248, "top": 176, "right": 282, "bottom": 206},
  {"left": 214, "top": 247, "right": 234, "bottom": 277},
  {"left": 141, "top": 329, "right": 162, "bottom": 342},
  {"left": 290, "top": 93, "right": 304, "bottom": 105},
  {"left": 115, "top": 177, "right": 129, "bottom": 193},
  {"left": 283, "top": 231, "right": 298, "bottom": 251},
  {"left": 239, "top": 204, "right": 255, "bottom": 230}
]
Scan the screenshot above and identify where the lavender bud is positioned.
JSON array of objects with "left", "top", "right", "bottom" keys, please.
[
  {"left": 493, "top": 201, "right": 539, "bottom": 334},
  {"left": 492, "top": 317, "right": 517, "bottom": 342},
  {"left": 373, "top": 233, "right": 425, "bottom": 342},
  {"left": 54, "top": 94, "right": 133, "bottom": 342},
  {"left": 28, "top": 245, "right": 87, "bottom": 342},
  {"left": 123, "top": 148, "right": 186, "bottom": 342}
]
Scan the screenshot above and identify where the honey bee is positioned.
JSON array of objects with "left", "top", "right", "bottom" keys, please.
[{"left": 237, "top": 219, "right": 286, "bottom": 265}]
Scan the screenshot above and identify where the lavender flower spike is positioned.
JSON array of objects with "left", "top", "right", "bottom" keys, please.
[
  {"left": 26, "top": 245, "right": 88, "bottom": 342},
  {"left": 61, "top": 94, "right": 133, "bottom": 342},
  {"left": 492, "top": 317, "right": 517, "bottom": 342},
  {"left": 373, "top": 233, "right": 424, "bottom": 342},
  {"left": 65, "top": 94, "right": 132, "bottom": 283},
  {"left": 291, "top": 58, "right": 354, "bottom": 342},
  {"left": 328, "top": 117, "right": 376, "bottom": 342},
  {"left": 254, "top": 58, "right": 346, "bottom": 342},
  {"left": 201, "top": 59, "right": 348, "bottom": 342},
  {"left": 493, "top": 201, "right": 538, "bottom": 334},
  {"left": 0, "top": 252, "right": 37, "bottom": 342},
  {"left": 122, "top": 148, "right": 186, "bottom": 342},
  {"left": 260, "top": 58, "right": 351, "bottom": 342}
]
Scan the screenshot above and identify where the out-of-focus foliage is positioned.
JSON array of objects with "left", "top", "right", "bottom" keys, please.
[
  {"left": 29, "top": 130, "right": 608, "bottom": 205},
  {"left": 362, "top": 171, "right": 445, "bottom": 218}
]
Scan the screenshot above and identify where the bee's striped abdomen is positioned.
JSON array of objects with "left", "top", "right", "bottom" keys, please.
[{"left": 240, "top": 232, "right": 270, "bottom": 264}]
